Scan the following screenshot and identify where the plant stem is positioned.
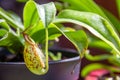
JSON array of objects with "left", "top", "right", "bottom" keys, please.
[{"left": 45, "top": 27, "right": 49, "bottom": 72}]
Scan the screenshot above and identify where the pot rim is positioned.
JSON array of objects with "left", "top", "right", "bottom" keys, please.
[
  {"left": 0, "top": 56, "right": 80, "bottom": 65},
  {"left": 0, "top": 48, "right": 80, "bottom": 65}
]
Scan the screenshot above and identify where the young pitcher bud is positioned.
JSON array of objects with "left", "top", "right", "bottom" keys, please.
[{"left": 23, "top": 34, "right": 46, "bottom": 75}]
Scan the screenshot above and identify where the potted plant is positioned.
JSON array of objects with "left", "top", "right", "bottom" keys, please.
[
  {"left": 1, "top": 0, "right": 120, "bottom": 80},
  {"left": 0, "top": 0, "right": 88, "bottom": 80},
  {"left": 59, "top": 0, "right": 120, "bottom": 79}
]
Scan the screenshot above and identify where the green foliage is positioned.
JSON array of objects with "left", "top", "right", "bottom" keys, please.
[
  {"left": 60, "top": 0, "right": 107, "bottom": 18},
  {"left": 1, "top": 0, "right": 119, "bottom": 76},
  {"left": 85, "top": 52, "right": 120, "bottom": 67},
  {"left": 116, "top": 0, "right": 120, "bottom": 17},
  {"left": 60, "top": 0, "right": 120, "bottom": 77},
  {"left": 54, "top": 9, "right": 120, "bottom": 55},
  {"left": 0, "top": 8, "right": 24, "bottom": 30},
  {"left": 49, "top": 52, "right": 62, "bottom": 61},
  {"left": 36, "top": 2, "right": 56, "bottom": 27},
  {"left": 64, "top": 30, "right": 88, "bottom": 58},
  {"left": 0, "top": 0, "right": 88, "bottom": 75},
  {"left": 81, "top": 63, "right": 120, "bottom": 77},
  {"left": 0, "top": 19, "right": 23, "bottom": 54},
  {"left": 60, "top": 0, "right": 120, "bottom": 50},
  {"left": 16, "top": 0, "right": 29, "bottom": 3},
  {"left": 23, "top": 0, "right": 39, "bottom": 29}
]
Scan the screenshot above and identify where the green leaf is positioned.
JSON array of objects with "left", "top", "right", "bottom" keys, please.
[
  {"left": 88, "top": 35, "right": 112, "bottom": 51},
  {"left": 16, "top": 0, "right": 29, "bottom": 3},
  {"left": 61, "top": 0, "right": 120, "bottom": 34},
  {"left": 48, "top": 25, "right": 62, "bottom": 41},
  {"left": 0, "top": 19, "right": 23, "bottom": 54},
  {"left": 54, "top": 2, "right": 63, "bottom": 11},
  {"left": 0, "top": 29, "right": 8, "bottom": 37},
  {"left": 23, "top": 0, "right": 39, "bottom": 28},
  {"left": 23, "top": 1, "right": 59, "bottom": 43},
  {"left": 32, "top": 22, "right": 88, "bottom": 58},
  {"left": 49, "top": 52, "right": 62, "bottom": 61},
  {"left": 85, "top": 50, "right": 120, "bottom": 67},
  {"left": 81, "top": 63, "right": 120, "bottom": 77},
  {"left": 102, "top": 8, "right": 120, "bottom": 33},
  {"left": 29, "top": 22, "right": 75, "bottom": 44},
  {"left": 116, "top": 0, "right": 120, "bottom": 17},
  {"left": 60, "top": 0, "right": 107, "bottom": 18},
  {"left": 26, "top": 20, "right": 44, "bottom": 36},
  {"left": 24, "top": 20, "right": 45, "bottom": 43},
  {"left": 108, "top": 56, "right": 120, "bottom": 66},
  {"left": 36, "top": 2, "right": 56, "bottom": 27},
  {"left": 0, "top": 19, "right": 10, "bottom": 30},
  {"left": 23, "top": 1, "right": 57, "bottom": 40},
  {"left": 64, "top": 30, "right": 88, "bottom": 57},
  {"left": 60, "top": 0, "right": 120, "bottom": 53},
  {"left": 0, "top": 8, "right": 24, "bottom": 30},
  {"left": 8, "top": 11, "right": 23, "bottom": 28},
  {"left": 51, "top": 24, "right": 88, "bottom": 58},
  {"left": 54, "top": 9, "right": 120, "bottom": 55},
  {"left": 28, "top": 23, "right": 61, "bottom": 44},
  {"left": 85, "top": 52, "right": 112, "bottom": 61}
]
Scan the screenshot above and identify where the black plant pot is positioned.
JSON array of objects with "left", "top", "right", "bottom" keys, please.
[{"left": 0, "top": 49, "right": 80, "bottom": 80}]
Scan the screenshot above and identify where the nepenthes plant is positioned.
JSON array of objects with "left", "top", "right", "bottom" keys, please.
[
  {"left": 0, "top": 0, "right": 119, "bottom": 76},
  {"left": 0, "top": 0, "right": 88, "bottom": 75}
]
